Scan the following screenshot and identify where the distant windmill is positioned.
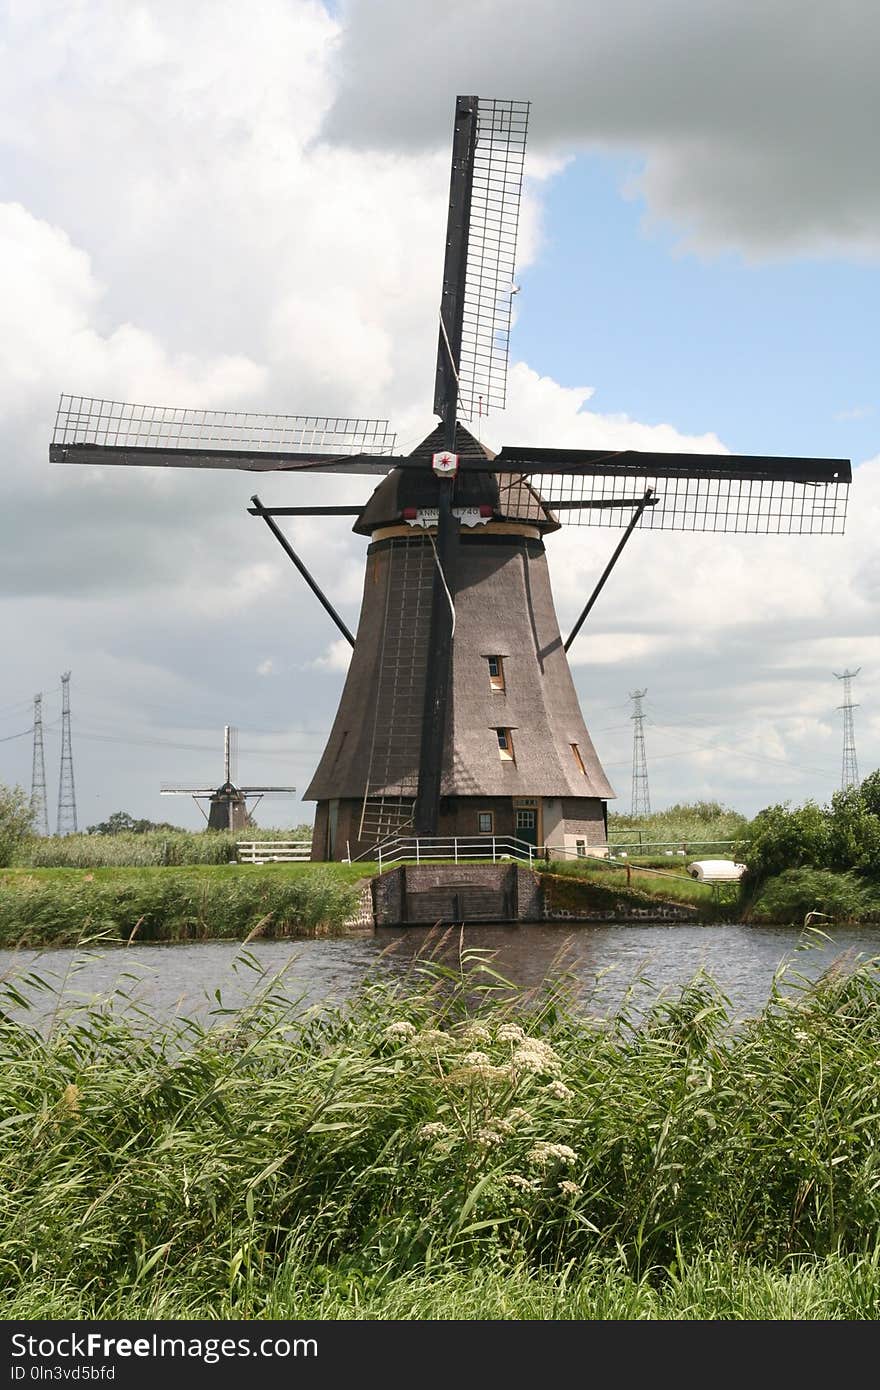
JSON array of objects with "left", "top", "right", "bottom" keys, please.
[
  {"left": 160, "top": 726, "right": 296, "bottom": 830},
  {"left": 50, "top": 95, "right": 851, "bottom": 862}
]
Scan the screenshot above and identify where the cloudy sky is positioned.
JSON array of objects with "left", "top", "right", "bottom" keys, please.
[{"left": 1, "top": 0, "right": 878, "bottom": 831}]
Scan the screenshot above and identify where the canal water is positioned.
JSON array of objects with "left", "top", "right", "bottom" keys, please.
[{"left": 2, "top": 921, "right": 879, "bottom": 1031}]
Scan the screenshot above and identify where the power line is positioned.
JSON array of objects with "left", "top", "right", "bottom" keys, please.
[
  {"left": 834, "top": 667, "right": 860, "bottom": 791},
  {"left": 56, "top": 672, "right": 78, "bottom": 836},
  {"left": 0, "top": 683, "right": 63, "bottom": 721},
  {"left": 629, "top": 688, "right": 651, "bottom": 817},
  {"left": 73, "top": 729, "right": 324, "bottom": 756},
  {"left": 30, "top": 694, "right": 49, "bottom": 837},
  {"left": 645, "top": 719, "right": 837, "bottom": 778}
]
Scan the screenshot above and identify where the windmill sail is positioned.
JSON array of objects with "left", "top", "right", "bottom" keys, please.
[
  {"left": 50, "top": 395, "right": 397, "bottom": 470},
  {"left": 486, "top": 447, "right": 851, "bottom": 534},
  {"left": 50, "top": 393, "right": 851, "bottom": 535},
  {"left": 456, "top": 98, "right": 529, "bottom": 421},
  {"left": 432, "top": 97, "right": 529, "bottom": 428}
]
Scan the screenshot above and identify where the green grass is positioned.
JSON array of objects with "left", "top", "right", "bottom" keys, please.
[
  {"left": 608, "top": 801, "right": 749, "bottom": 856},
  {"left": 545, "top": 858, "right": 732, "bottom": 914},
  {"left": 5, "top": 1251, "right": 879, "bottom": 1321},
  {"left": 0, "top": 864, "right": 368, "bottom": 946},
  {"left": 2, "top": 948, "right": 879, "bottom": 1319},
  {"left": 12, "top": 827, "right": 315, "bottom": 869},
  {"left": 746, "top": 868, "right": 880, "bottom": 925}
]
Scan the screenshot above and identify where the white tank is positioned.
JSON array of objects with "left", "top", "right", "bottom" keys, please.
[{"left": 686, "top": 860, "right": 747, "bottom": 882}]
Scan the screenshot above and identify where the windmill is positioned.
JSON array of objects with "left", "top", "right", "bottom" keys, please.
[
  {"left": 159, "top": 725, "right": 296, "bottom": 831},
  {"left": 49, "top": 95, "right": 851, "bottom": 862}
]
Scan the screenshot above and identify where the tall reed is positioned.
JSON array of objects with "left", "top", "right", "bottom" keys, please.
[
  {"left": 1, "top": 944, "right": 878, "bottom": 1317},
  {"left": 0, "top": 866, "right": 363, "bottom": 945}
]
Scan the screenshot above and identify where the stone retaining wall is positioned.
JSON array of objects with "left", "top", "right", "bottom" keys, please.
[
  {"left": 543, "top": 903, "right": 699, "bottom": 923},
  {"left": 368, "top": 864, "right": 699, "bottom": 926}
]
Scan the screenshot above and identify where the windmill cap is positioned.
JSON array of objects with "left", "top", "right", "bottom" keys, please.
[{"left": 353, "top": 424, "right": 560, "bottom": 535}]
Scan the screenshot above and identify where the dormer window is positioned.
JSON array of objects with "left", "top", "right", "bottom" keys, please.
[
  {"left": 571, "top": 743, "right": 586, "bottom": 775},
  {"left": 487, "top": 655, "right": 505, "bottom": 692},
  {"left": 495, "top": 727, "right": 515, "bottom": 762}
]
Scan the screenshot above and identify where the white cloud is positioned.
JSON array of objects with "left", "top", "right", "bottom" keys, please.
[
  {"left": 0, "top": 0, "right": 875, "bottom": 827},
  {"left": 834, "top": 406, "right": 874, "bottom": 422},
  {"left": 321, "top": 0, "right": 880, "bottom": 260},
  {"left": 310, "top": 639, "right": 353, "bottom": 674},
  {"left": 481, "top": 362, "right": 727, "bottom": 456}
]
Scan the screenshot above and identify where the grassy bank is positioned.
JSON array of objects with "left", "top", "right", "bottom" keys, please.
[
  {"left": 12, "top": 828, "right": 312, "bottom": 869},
  {"left": 0, "top": 864, "right": 368, "bottom": 946},
  {"left": 1, "top": 953, "right": 879, "bottom": 1319},
  {"left": 745, "top": 868, "right": 880, "bottom": 926},
  {"left": 608, "top": 801, "right": 749, "bottom": 856},
  {"left": 544, "top": 857, "right": 733, "bottom": 917}
]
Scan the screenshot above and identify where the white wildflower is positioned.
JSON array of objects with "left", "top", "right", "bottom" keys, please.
[
  {"left": 461, "top": 1050, "right": 492, "bottom": 1069},
  {"left": 558, "top": 1180, "right": 582, "bottom": 1197},
  {"left": 505, "top": 1174, "right": 537, "bottom": 1192},
  {"left": 497, "top": 1023, "right": 526, "bottom": 1043},
  {"left": 409, "top": 1028, "right": 449, "bottom": 1050},
  {"left": 448, "top": 1061, "right": 513, "bottom": 1085},
  {"left": 527, "top": 1142, "right": 577, "bottom": 1169},
  {"left": 511, "top": 1039, "right": 561, "bottom": 1075},
  {"left": 506, "top": 1106, "right": 531, "bottom": 1127},
  {"left": 510, "top": 1050, "right": 544, "bottom": 1075},
  {"left": 417, "top": 1122, "right": 449, "bottom": 1141},
  {"left": 384, "top": 1021, "right": 416, "bottom": 1041},
  {"left": 475, "top": 1127, "right": 505, "bottom": 1149},
  {"left": 543, "top": 1080, "right": 573, "bottom": 1102},
  {"left": 459, "top": 1024, "right": 492, "bottom": 1044}
]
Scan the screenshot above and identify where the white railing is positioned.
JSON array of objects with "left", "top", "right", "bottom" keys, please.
[
  {"left": 365, "top": 835, "right": 543, "bottom": 872},
  {"left": 237, "top": 840, "right": 312, "bottom": 863}
]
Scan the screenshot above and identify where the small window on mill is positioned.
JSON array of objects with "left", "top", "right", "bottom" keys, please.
[
  {"left": 570, "top": 743, "right": 586, "bottom": 774},
  {"left": 478, "top": 811, "right": 494, "bottom": 834},
  {"left": 495, "top": 728, "right": 515, "bottom": 762},
  {"left": 487, "top": 656, "right": 505, "bottom": 692}
]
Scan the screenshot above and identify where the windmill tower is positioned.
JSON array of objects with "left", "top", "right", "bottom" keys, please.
[
  {"left": 49, "top": 95, "right": 852, "bottom": 864},
  {"left": 30, "top": 693, "right": 50, "bottom": 837},
  {"left": 56, "top": 671, "right": 77, "bottom": 836},
  {"left": 834, "top": 668, "right": 860, "bottom": 791},
  {"left": 629, "top": 689, "right": 651, "bottom": 818},
  {"left": 159, "top": 726, "right": 297, "bottom": 830}
]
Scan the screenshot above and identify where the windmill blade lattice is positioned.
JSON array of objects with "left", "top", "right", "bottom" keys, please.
[
  {"left": 455, "top": 98, "right": 529, "bottom": 422},
  {"left": 51, "top": 395, "right": 397, "bottom": 468},
  {"left": 500, "top": 464, "right": 850, "bottom": 534}
]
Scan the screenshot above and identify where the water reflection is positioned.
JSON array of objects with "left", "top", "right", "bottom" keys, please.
[{"left": 1, "top": 921, "right": 878, "bottom": 1032}]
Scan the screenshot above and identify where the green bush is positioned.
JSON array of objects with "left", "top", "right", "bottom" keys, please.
[
  {"left": 747, "top": 868, "right": 880, "bottom": 924},
  {"left": 0, "top": 784, "right": 35, "bottom": 868},
  {"left": 739, "top": 801, "right": 830, "bottom": 885},
  {"left": 739, "top": 775, "right": 880, "bottom": 915},
  {"left": 825, "top": 786, "right": 880, "bottom": 874}
]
